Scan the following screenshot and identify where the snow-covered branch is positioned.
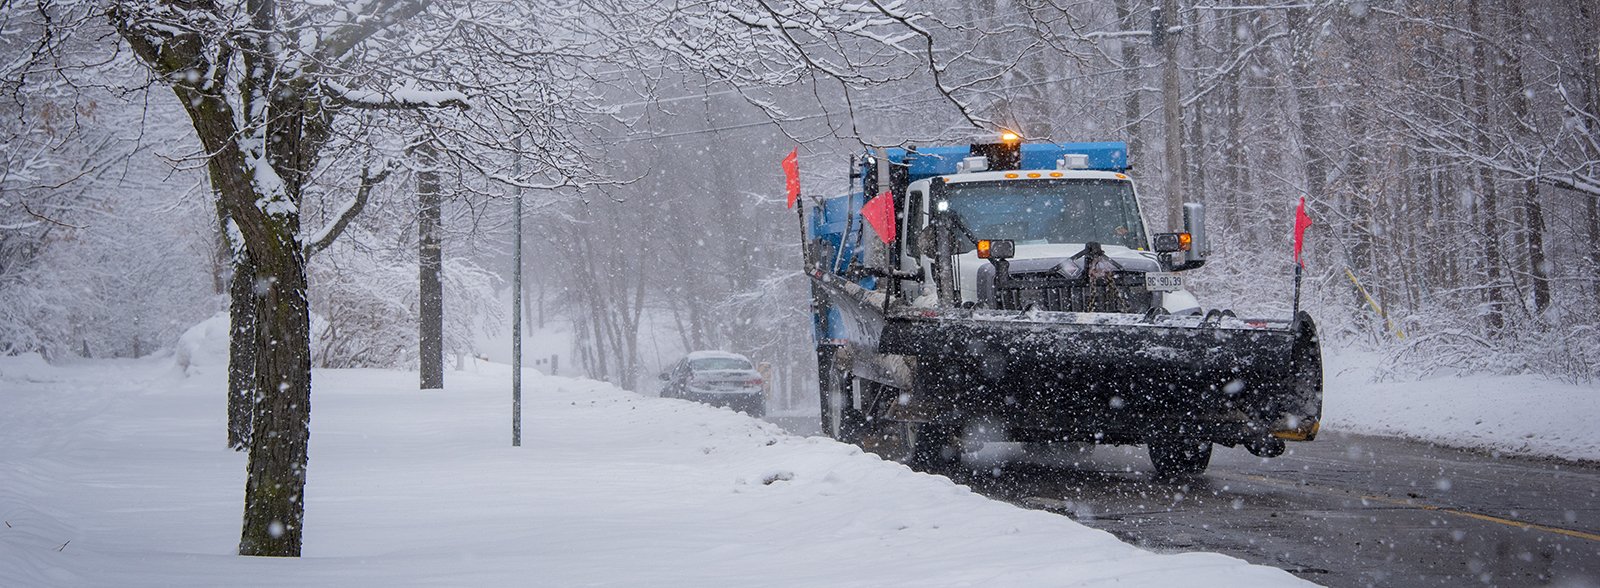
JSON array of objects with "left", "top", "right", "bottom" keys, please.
[
  {"left": 303, "top": 164, "right": 391, "bottom": 260},
  {"left": 322, "top": 81, "right": 470, "bottom": 110}
]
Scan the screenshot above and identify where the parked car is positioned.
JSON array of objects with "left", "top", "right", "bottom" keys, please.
[{"left": 659, "top": 351, "right": 766, "bottom": 417}]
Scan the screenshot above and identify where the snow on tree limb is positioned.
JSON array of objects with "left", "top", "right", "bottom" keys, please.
[
  {"left": 303, "top": 163, "right": 391, "bottom": 260},
  {"left": 322, "top": 81, "right": 470, "bottom": 110}
]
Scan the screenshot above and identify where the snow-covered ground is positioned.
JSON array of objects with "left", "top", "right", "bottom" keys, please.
[
  {"left": 1322, "top": 350, "right": 1600, "bottom": 462},
  {"left": 1, "top": 344, "right": 1305, "bottom": 586},
  {"left": 7, "top": 315, "right": 1596, "bottom": 587}
]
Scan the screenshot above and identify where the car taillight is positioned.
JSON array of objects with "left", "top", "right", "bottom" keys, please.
[{"left": 747, "top": 377, "right": 763, "bottom": 387}]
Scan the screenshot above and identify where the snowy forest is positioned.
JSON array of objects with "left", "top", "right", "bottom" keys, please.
[{"left": 3, "top": 0, "right": 1599, "bottom": 560}]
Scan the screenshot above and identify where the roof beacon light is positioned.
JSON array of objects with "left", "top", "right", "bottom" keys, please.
[
  {"left": 956, "top": 156, "right": 990, "bottom": 174},
  {"left": 1057, "top": 154, "right": 1090, "bottom": 170},
  {"left": 999, "top": 130, "right": 1022, "bottom": 143}
]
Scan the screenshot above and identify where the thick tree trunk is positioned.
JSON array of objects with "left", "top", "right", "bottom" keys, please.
[
  {"left": 417, "top": 142, "right": 444, "bottom": 390},
  {"left": 1114, "top": 0, "right": 1143, "bottom": 158},
  {"left": 1522, "top": 179, "right": 1548, "bottom": 314},
  {"left": 1344, "top": 42, "right": 1375, "bottom": 317},
  {"left": 1470, "top": 3, "right": 1506, "bottom": 333},
  {"left": 1346, "top": 100, "right": 1376, "bottom": 314},
  {"left": 1504, "top": 0, "right": 1550, "bottom": 315},
  {"left": 227, "top": 252, "right": 258, "bottom": 451},
  {"left": 1159, "top": 0, "right": 1183, "bottom": 229},
  {"left": 1221, "top": 5, "right": 1246, "bottom": 233},
  {"left": 211, "top": 201, "right": 231, "bottom": 296},
  {"left": 238, "top": 225, "right": 313, "bottom": 557},
  {"left": 1287, "top": 6, "right": 1327, "bottom": 205},
  {"left": 217, "top": 197, "right": 257, "bottom": 451},
  {"left": 1589, "top": 196, "right": 1600, "bottom": 309},
  {"left": 1577, "top": 4, "right": 1600, "bottom": 311},
  {"left": 1344, "top": 7, "right": 1376, "bottom": 316},
  {"left": 163, "top": 80, "right": 317, "bottom": 558}
]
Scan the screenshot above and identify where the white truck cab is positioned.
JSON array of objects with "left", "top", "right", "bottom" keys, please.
[{"left": 894, "top": 168, "right": 1202, "bottom": 314}]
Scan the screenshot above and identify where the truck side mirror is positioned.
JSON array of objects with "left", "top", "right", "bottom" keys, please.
[
  {"left": 1182, "top": 202, "right": 1208, "bottom": 261},
  {"left": 1160, "top": 203, "right": 1209, "bottom": 271}
]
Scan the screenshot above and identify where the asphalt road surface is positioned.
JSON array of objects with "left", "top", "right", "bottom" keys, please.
[{"left": 766, "top": 416, "right": 1600, "bottom": 587}]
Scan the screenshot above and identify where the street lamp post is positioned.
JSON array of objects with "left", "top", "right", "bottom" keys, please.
[{"left": 511, "top": 140, "right": 524, "bottom": 447}]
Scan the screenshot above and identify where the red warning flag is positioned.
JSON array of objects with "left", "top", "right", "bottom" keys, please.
[
  {"left": 1293, "top": 197, "right": 1313, "bottom": 267},
  {"left": 781, "top": 148, "right": 800, "bottom": 209},
  {"left": 861, "top": 189, "right": 896, "bottom": 244}
]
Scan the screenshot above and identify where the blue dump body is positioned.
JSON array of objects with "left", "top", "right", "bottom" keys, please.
[{"left": 806, "top": 191, "right": 875, "bottom": 344}]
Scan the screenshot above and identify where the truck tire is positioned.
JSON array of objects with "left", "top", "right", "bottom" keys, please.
[
  {"left": 835, "top": 376, "right": 868, "bottom": 444},
  {"left": 1148, "top": 439, "right": 1212, "bottom": 477},
  {"left": 857, "top": 418, "right": 912, "bottom": 462},
  {"left": 817, "top": 349, "right": 867, "bottom": 443},
  {"left": 819, "top": 369, "right": 844, "bottom": 437},
  {"left": 909, "top": 422, "right": 961, "bottom": 469},
  {"left": 817, "top": 347, "right": 839, "bottom": 439}
]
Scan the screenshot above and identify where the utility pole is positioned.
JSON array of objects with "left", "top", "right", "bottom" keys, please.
[
  {"left": 511, "top": 137, "right": 524, "bottom": 447},
  {"left": 1156, "top": 0, "right": 1184, "bottom": 229}
]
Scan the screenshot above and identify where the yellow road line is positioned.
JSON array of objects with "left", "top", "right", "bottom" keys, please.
[
  {"left": 1357, "top": 493, "right": 1600, "bottom": 542},
  {"left": 1229, "top": 473, "right": 1600, "bottom": 543}
]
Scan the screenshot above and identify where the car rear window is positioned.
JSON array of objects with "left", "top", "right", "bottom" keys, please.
[{"left": 690, "top": 358, "right": 751, "bottom": 371}]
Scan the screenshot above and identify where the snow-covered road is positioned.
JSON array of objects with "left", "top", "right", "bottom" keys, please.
[
  {"left": 0, "top": 350, "right": 1307, "bottom": 587},
  {"left": 934, "top": 431, "right": 1600, "bottom": 587}
]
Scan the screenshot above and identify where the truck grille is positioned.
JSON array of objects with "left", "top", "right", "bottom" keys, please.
[{"left": 993, "top": 271, "right": 1153, "bottom": 313}]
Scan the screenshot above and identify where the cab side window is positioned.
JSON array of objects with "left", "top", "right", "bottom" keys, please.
[{"left": 904, "top": 189, "right": 924, "bottom": 257}]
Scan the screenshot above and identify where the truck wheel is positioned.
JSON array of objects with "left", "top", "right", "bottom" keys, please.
[
  {"left": 823, "top": 370, "right": 853, "bottom": 441},
  {"left": 909, "top": 422, "right": 961, "bottom": 469},
  {"left": 858, "top": 418, "right": 913, "bottom": 462},
  {"left": 820, "top": 373, "right": 840, "bottom": 439},
  {"left": 817, "top": 348, "right": 840, "bottom": 439},
  {"left": 818, "top": 351, "right": 867, "bottom": 443},
  {"left": 1148, "top": 439, "right": 1212, "bottom": 477},
  {"left": 836, "top": 376, "right": 868, "bottom": 444}
]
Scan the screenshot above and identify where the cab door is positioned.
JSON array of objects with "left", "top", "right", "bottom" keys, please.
[{"left": 897, "top": 184, "right": 929, "bottom": 301}]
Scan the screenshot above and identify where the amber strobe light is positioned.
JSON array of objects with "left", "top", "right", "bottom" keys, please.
[
  {"left": 1153, "top": 232, "right": 1193, "bottom": 253},
  {"left": 977, "top": 239, "right": 1014, "bottom": 259}
]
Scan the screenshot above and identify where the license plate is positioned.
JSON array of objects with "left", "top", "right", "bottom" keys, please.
[{"left": 1145, "top": 272, "right": 1185, "bottom": 292}]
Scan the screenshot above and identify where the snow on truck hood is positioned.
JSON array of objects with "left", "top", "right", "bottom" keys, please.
[
  {"left": 941, "top": 243, "right": 1200, "bottom": 314},
  {"left": 991, "top": 242, "right": 1159, "bottom": 271},
  {"left": 953, "top": 242, "right": 1159, "bottom": 294}
]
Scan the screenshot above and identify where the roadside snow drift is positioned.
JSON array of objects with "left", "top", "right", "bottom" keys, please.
[
  {"left": 1, "top": 350, "right": 1307, "bottom": 587},
  {"left": 1322, "top": 351, "right": 1600, "bottom": 462}
]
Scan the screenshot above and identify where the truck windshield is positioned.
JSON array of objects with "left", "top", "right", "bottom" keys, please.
[{"left": 942, "top": 179, "right": 1147, "bottom": 250}]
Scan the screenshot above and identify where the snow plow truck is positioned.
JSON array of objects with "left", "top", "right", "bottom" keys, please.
[{"left": 802, "top": 134, "right": 1322, "bottom": 476}]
